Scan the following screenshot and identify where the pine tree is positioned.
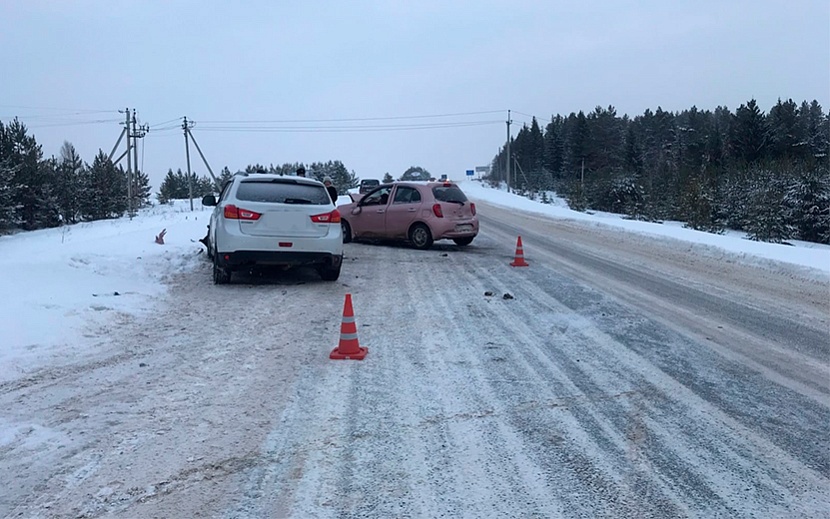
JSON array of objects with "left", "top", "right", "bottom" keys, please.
[
  {"left": 785, "top": 165, "right": 830, "bottom": 243},
  {"left": 800, "top": 100, "right": 829, "bottom": 162},
  {"left": 56, "top": 141, "right": 84, "bottom": 224},
  {"left": 767, "top": 98, "right": 804, "bottom": 162},
  {"left": 245, "top": 163, "right": 268, "bottom": 173},
  {"left": 1, "top": 118, "right": 44, "bottom": 229},
  {"left": 563, "top": 111, "right": 590, "bottom": 182},
  {"left": 744, "top": 168, "right": 794, "bottom": 243},
  {"left": 328, "top": 161, "right": 358, "bottom": 192},
  {"left": 731, "top": 99, "right": 769, "bottom": 164},
  {"left": 0, "top": 120, "right": 22, "bottom": 229},
  {"left": 195, "top": 174, "right": 214, "bottom": 196},
  {"left": 0, "top": 159, "right": 16, "bottom": 229},
  {"left": 133, "top": 170, "right": 152, "bottom": 208},
  {"left": 157, "top": 169, "right": 177, "bottom": 204},
  {"left": 587, "top": 105, "right": 624, "bottom": 173},
  {"left": 81, "top": 151, "right": 126, "bottom": 220},
  {"left": 543, "top": 116, "right": 565, "bottom": 184},
  {"left": 35, "top": 158, "right": 61, "bottom": 228},
  {"left": 217, "top": 166, "right": 234, "bottom": 190}
]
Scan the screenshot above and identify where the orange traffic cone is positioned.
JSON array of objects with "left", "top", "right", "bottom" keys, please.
[
  {"left": 510, "top": 236, "right": 529, "bottom": 267},
  {"left": 330, "top": 294, "right": 368, "bottom": 360}
]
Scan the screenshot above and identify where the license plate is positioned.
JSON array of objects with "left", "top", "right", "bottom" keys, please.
[{"left": 455, "top": 224, "right": 473, "bottom": 232}]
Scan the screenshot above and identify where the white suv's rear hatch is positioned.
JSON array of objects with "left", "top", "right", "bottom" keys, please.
[{"left": 233, "top": 179, "right": 334, "bottom": 238}]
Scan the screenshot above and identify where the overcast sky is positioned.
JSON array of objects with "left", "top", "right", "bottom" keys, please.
[{"left": 2, "top": 0, "right": 828, "bottom": 191}]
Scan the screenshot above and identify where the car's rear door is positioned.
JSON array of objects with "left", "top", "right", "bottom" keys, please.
[{"left": 383, "top": 185, "right": 423, "bottom": 239}]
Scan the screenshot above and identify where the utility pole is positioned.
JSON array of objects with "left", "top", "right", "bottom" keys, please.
[
  {"left": 183, "top": 117, "right": 195, "bottom": 210},
  {"left": 506, "top": 109, "right": 512, "bottom": 193},
  {"left": 125, "top": 108, "right": 133, "bottom": 214},
  {"left": 129, "top": 110, "right": 149, "bottom": 217},
  {"left": 108, "top": 126, "right": 126, "bottom": 163},
  {"left": 186, "top": 126, "right": 219, "bottom": 190}
]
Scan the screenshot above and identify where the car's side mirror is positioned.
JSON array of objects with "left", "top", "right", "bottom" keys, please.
[{"left": 202, "top": 194, "right": 217, "bottom": 206}]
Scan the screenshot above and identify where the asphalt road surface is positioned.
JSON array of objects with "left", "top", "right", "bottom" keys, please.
[{"left": 2, "top": 200, "right": 828, "bottom": 518}]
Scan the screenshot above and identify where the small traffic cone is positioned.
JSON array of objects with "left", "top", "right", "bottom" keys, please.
[
  {"left": 510, "top": 236, "right": 529, "bottom": 267},
  {"left": 330, "top": 294, "right": 368, "bottom": 360}
]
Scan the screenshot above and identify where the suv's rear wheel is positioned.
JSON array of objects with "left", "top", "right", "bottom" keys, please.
[
  {"left": 341, "top": 220, "right": 352, "bottom": 243},
  {"left": 453, "top": 237, "right": 474, "bottom": 246},
  {"left": 213, "top": 254, "right": 231, "bottom": 284},
  {"left": 318, "top": 260, "right": 342, "bottom": 281},
  {"left": 409, "top": 223, "right": 433, "bottom": 250}
]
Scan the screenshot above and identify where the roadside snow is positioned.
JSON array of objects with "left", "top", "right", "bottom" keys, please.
[{"left": 460, "top": 180, "right": 830, "bottom": 276}]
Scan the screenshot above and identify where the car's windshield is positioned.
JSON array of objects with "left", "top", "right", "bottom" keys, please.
[{"left": 236, "top": 180, "right": 331, "bottom": 205}]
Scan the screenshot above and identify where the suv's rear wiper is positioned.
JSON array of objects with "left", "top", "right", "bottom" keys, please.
[{"left": 283, "top": 198, "right": 313, "bottom": 204}]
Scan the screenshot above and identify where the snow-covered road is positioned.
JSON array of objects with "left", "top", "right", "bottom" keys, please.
[{"left": 2, "top": 201, "right": 828, "bottom": 518}]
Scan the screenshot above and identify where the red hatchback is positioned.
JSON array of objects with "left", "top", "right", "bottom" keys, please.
[{"left": 340, "top": 181, "right": 479, "bottom": 249}]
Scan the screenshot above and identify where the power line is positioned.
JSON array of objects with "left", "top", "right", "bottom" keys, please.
[
  {"left": 193, "top": 120, "right": 503, "bottom": 133},
  {"left": 196, "top": 110, "right": 505, "bottom": 124},
  {"left": 146, "top": 125, "right": 182, "bottom": 133},
  {"left": 154, "top": 117, "right": 182, "bottom": 128},
  {"left": 512, "top": 110, "right": 543, "bottom": 120},
  {"left": 0, "top": 104, "right": 116, "bottom": 113},
  {"left": 24, "top": 118, "right": 122, "bottom": 129}
]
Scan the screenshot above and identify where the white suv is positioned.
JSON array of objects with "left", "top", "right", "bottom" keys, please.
[{"left": 202, "top": 173, "right": 344, "bottom": 284}]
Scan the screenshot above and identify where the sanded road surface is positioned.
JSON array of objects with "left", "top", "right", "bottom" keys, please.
[{"left": 1, "top": 200, "right": 828, "bottom": 518}]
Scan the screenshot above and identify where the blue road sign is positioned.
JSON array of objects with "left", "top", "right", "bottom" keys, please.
[{"left": 466, "top": 169, "right": 474, "bottom": 176}]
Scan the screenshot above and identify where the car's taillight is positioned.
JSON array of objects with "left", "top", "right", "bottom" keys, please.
[
  {"left": 223, "top": 204, "right": 261, "bottom": 220},
  {"left": 432, "top": 203, "right": 444, "bottom": 218},
  {"left": 470, "top": 202, "right": 476, "bottom": 216},
  {"left": 310, "top": 209, "right": 341, "bottom": 223}
]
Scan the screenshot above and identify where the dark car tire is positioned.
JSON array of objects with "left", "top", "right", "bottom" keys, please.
[
  {"left": 341, "top": 220, "right": 352, "bottom": 243},
  {"left": 318, "top": 262, "right": 342, "bottom": 281},
  {"left": 453, "top": 237, "right": 474, "bottom": 246},
  {"left": 213, "top": 254, "right": 231, "bottom": 285},
  {"left": 409, "top": 223, "right": 434, "bottom": 250}
]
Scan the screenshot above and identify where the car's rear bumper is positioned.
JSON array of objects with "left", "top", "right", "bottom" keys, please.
[
  {"left": 433, "top": 220, "right": 479, "bottom": 239},
  {"left": 216, "top": 251, "right": 343, "bottom": 269}
]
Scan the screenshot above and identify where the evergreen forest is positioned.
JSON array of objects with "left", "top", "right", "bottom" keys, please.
[{"left": 488, "top": 98, "right": 829, "bottom": 244}]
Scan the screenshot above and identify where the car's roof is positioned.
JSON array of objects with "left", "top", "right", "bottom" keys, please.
[
  {"left": 233, "top": 173, "right": 322, "bottom": 185},
  {"left": 388, "top": 180, "right": 460, "bottom": 187}
]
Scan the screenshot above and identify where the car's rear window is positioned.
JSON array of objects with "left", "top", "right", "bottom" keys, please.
[
  {"left": 432, "top": 185, "right": 468, "bottom": 203},
  {"left": 361, "top": 180, "right": 379, "bottom": 186},
  {"left": 236, "top": 180, "right": 331, "bottom": 205}
]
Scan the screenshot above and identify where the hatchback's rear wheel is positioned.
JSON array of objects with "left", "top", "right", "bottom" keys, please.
[
  {"left": 213, "top": 254, "right": 231, "bottom": 284},
  {"left": 453, "top": 237, "right": 474, "bottom": 246},
  {"left": 409, "top": 223, "right": 433, "bottom": 250}
]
